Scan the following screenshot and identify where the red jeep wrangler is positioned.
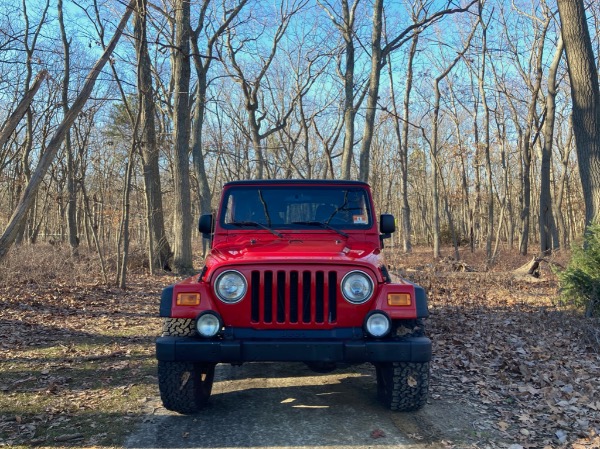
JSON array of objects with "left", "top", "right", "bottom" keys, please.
[{"left": 156, "top": 180, "right": 431, "bottom": 413}]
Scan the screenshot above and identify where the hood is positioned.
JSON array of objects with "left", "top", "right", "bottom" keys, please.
[{"left": 207, "top": 234, "right": 381, "bottom": 265}]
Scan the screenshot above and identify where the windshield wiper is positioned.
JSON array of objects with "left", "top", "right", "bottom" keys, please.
[
  {"left": 230, "top": 221, "right": 283, "bottom": 238},
  {"left": 292, "top": 221, "right": 349, "bottom": 238}
]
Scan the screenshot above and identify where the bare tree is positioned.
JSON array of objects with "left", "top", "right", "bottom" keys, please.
[
  {"left": 224, "top": 0, "right": 307, "bottom": 179},
  {"left": 0, "top": 70, "right": 47, "bottom": 151},
  {"left": 134, "top": 0, "right": 172, "bottom": 272},
  {"left": 58, "top": 0, "right": 79, "bottom": 254},
  {"left": 16, "top": 0, "right": 49, "bottom": 245},
  {"left": 476, "top": 1, "right": 493, "bottom": 262},
  {"left": 318, "top": 0, "right": 362, "bottom": 180},
  {"left": 429, "top": 16, "right": 478, "bottom": 259},
  {"left": 540, "top": 35, "right": 564, "bottom": 254},
  {"left": 171, "top": 0, "right": 193, "bottom": 272},
  {"left": 396, "top": 31, "right": 419, "bottom": 253},
  {"left": 357, "top": 0, "right": 477, "bottom": 183},
  {"left": 557, "top": 0, "right": 600, "bottom": 227},
  {"left": 0, "top": 0, "right": 136, "bottom": 263},
  {"left": 189, "top": 0, "right": 247, "bottom": 257}
]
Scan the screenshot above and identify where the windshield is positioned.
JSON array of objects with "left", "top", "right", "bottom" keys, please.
[{"left": 220, "top": 186, "right": 372, "bottom": 230}]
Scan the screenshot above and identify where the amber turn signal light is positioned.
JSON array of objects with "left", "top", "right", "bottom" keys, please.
[
  {"left": 387, "top": 293, "right": 411, "bottom": 306},
  {"left": 177, "top": 293, "right": 201, "bottom": 306}
]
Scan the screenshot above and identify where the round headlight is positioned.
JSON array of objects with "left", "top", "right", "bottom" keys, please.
[
  {"left": 364, "top": 311, "right": 391, "bottom": 337},
  {"left": 196, "top": 312, "right": 222, "bottom": 337},
  {"left": 215, "top": 270, "right": 247, "bottom": 303},
  {"left": 341, "top": 270, "right": 374, "bottom": 304}
]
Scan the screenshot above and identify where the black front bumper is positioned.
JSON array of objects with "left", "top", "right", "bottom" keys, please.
[{"left": 156, "top": 335, "right": 431, "bottom": 364}]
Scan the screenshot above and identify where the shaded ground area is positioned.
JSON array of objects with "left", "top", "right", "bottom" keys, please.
[
  {"left": 0, "top": 245, "right": 599, "bottom": 448},
  {"left": 126, "top": 362, "right": 489, "bottom": 449}
]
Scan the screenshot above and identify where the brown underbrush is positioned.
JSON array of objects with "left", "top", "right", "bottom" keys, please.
[{"left": 392, "top": 246, "right": 599, "bottom": 448}]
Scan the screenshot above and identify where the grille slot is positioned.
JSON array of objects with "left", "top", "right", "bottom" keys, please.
[{"left": 250, "top": 270, "right": 338, "bottom": 325}]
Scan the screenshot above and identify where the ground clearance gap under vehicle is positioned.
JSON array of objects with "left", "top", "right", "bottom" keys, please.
[{"left": 156, "top": 179, "right": 431, "bottom": 413}]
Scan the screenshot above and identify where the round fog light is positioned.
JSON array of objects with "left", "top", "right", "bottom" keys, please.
[
  {"left": 365, "top": 312, "right": 391, "bottom": 337},
  {"left": 196, "top": 312, "right": 222, "bottom": 337}
]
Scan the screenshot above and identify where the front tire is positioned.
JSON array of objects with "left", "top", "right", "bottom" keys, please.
[
  {"left": 162, "top": 318, "right": 197, "bottom": 337},
  {"left": 159, "top": 318, "right": 215, "bottom": 414},
  {"left": 375, "top": 361, "right": 429, "bottom": 411},
  {"left": 158, "top": 360, "right": 216, "bottom": 414}
]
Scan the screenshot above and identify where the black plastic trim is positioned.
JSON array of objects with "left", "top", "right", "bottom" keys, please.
[
  {"left": 198, "top": 266, "right": 207, "bottom": 282},
  {"left": 159, "top": 285, "right": 174, "bottom": 318},
  {"left": 223, "top": 327, "right": 365, "bottom": 340},
  {"left": 414, "top": 284, "right": 429, "bottom": 318},
  {"left": 156, "top": 335, "right": 432, "bottom": 364},
  {"left": 379, "top": 265, "right": 392, "bottom": 283}
]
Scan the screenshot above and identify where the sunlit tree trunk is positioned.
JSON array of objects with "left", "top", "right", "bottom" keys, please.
[{"left": 171, "top": 0, "right": 193, "bottom": 273}]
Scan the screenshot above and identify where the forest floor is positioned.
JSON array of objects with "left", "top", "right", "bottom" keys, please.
[{"left": 0, "top": 244, "right": 599, "bottom": 448}]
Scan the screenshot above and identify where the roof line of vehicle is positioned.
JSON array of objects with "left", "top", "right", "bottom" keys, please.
[{"left": 223, "top": 179, "right": 370, "bottom": 186}]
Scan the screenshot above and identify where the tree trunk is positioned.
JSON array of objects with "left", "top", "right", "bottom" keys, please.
[
  {"left": 519, "top": 17, "right": 549, "bottom": 255},
  {"left": 117, "top": 142, "right": 136, "bottom": 288},
  {"left": 554, "top": 124, "right": 573, "bottom": 247},
  {"left": 81, "top": 182, "right": 108, "bottom": 283},
  {"left": 557, "top": 0, "right": 600, "bottom": 227},
  {"left": 58, "top": 0, "right": 79, "bottom": 254},
  {"left": 339, "top": 1, "right": 357, "bottom": 180},
  {"left": 171, "top": 0, "right": 194, "bottom": 273},
  {"left": 430, "top": 19, "right": 477, "bottom": 259},
  {"left": 190, "top": 0, "right": 247, "bottom": 225},
  {"left": 540, "top": 36, "right": 563, "bottom": 254},
  {"left": 477, "top": 9, "right": 493, "bottom": 262},
  {"left": 134, "top": 0, "right": 171, "bottom": 272},
  {"left": 0, "top": 0, "right": 136, "bottom": 263},
  {"left": 358, "top": 0, "right": 383, "bottom": 183},
  {"left": 0, "top": 70, "right": 47, "bottom": 151},
  {"left": 399, "top": 34, "right": 419, "bottom": 253}
]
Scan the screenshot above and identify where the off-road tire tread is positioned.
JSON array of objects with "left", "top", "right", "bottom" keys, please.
[
  {"left": 376, "top": 361, "right": 429, "bottom": 412},
  {"left": 162, "top": 318, "right": 197, "bottom": 337},
  {"left": 158, "top": 361, "right": 215, "bottom": 414}
]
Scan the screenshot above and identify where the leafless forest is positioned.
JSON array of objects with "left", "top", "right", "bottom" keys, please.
[{"left": 1, "top": 0, "right": 600, "bottom": 279}]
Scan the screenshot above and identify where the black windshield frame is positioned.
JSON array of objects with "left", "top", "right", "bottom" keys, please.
[{"left": 220, "top": 186, "right": 373, "bottom": 231}]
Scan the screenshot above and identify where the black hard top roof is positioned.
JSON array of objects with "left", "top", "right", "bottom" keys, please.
[{"left": 223, "top": 179, "right": 370, "bottom": 187}]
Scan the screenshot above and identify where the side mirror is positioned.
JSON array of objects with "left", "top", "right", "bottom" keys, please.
[
  {"left": 380, "top": 214, "right": 395, "bottom": 234},
  {"left": 199, "top": 214, "right": 214, "bottom": 238}
]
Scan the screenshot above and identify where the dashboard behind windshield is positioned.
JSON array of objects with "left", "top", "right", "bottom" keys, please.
[{"left": 220, "top": 186, "right": 372, "bottom": 230}]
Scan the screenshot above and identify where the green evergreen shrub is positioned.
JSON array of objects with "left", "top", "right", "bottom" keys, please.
[{"left": 557, "top": 223, "right": 600, "bottom": 317}]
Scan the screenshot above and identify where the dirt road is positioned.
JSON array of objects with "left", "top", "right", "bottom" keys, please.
[{"left": 126, "top": 362, "right": 497, "bottom": 449}]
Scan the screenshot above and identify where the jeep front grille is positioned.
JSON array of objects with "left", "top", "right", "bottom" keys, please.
[{"left": 250, "top": 270, "right": 338, "bottom": 325}]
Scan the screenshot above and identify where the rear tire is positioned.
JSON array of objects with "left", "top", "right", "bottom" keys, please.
[
  {"left": 375, "top": 361, "right": 429, "bottom": 411},
  {"left": 158, "top": 360, "right": 215, "bottom": 414}
]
